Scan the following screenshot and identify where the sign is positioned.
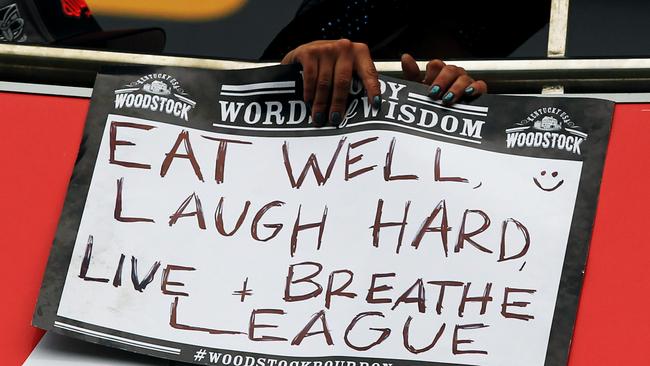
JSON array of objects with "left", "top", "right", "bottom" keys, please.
[{"left": 33, "top": 65, "right": 613, "bottom": 366}]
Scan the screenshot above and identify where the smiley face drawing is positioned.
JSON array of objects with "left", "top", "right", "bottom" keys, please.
[{"left": 533, "top": 170, "right": 565, "bottom": 192}]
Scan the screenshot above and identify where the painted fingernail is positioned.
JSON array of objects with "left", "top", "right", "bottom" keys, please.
[
  {"left": 428, "top": 85, "right": 441, "bottom": 97},
  {"left": 330, "top": 112, "right": 342, "bottom": 126},
  {"left": 373, "top": 95, "right": 382, "bottom": 109},
  {"left": 443, "top": 92, "right": 454, "bottom": 103},
  {"left": 315, "top": 112, "right": 326, "bottom": 126},
  {"left": 464, "top": 87, "right": 475, "bottom": 95}
]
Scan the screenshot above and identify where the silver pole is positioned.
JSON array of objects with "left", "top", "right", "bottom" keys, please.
[{"left": 543, "top": 0, "right": 571, "bottom": 94}]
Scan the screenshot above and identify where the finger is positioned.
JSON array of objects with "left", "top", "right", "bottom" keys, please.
[
  {"left": 312, "top": 54, "right": 335, "bottom": 127},
  {"left": 281, "top": 40, "right": 332, "bottom": 64},
  {"left": 400, "top": 53, "right": 421, "bottom": 82},
  {"left": 430, "top": 65, "right": 465, "bottom": 102},
  {"left": 354, "top": 43, "right": 382, "bottom": 109},
  {"left": 462, "top": 80, "right": 488, "bottom": 99},
  {"left": 329, "top": 51, "right": 354, "bottom": 126},
  {"left": 290, "top": 50, "right": 318, "bottom": 106},
  {"left": 281, "top": 49, "right": 296, "bottom": 65},
  {"left": 423, "top": 59, "right": 446, "bottom": 97},
  {"left": 282, "top": 48, "right": 318, "bottom": 107},
  {"left": 443, "top": 74, "right": 474, "bottom": 104}
]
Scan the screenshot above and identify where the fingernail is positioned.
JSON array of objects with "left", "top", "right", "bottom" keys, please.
[
  {"left": 373, "top": 95, "right": 382, "bottom": 109},
  {"left": 306, "top": 100, "right": 313, "bottom": 111},
  {"left": 428, "top": 85, "right": 441, "bottom": 97},
  {"left": 464, "top": 87, "right": 475, "bottom": 95},
  {"left": 443, "top": 92, "right": 454, "bottom": 103},
  {"left": 315, "top": 112, "right": 326, "bottom": 126},
  {"left": 330, "top": 112, "right": 342, "bottom": 126}
]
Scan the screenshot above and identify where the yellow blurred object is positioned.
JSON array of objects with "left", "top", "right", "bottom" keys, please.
[{"left": 86, "top": 0, "right": 247, "bottom": 21}]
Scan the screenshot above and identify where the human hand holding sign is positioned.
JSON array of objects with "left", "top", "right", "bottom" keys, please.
[
  {"left": 400, "top": 53, "right": 488, "bottom": 104},
  {"left": 282, "top": 39, "right": 382, "bottom": 127},
  {"left": 282, "top": 40, "right": 487, "bottom": 126}
]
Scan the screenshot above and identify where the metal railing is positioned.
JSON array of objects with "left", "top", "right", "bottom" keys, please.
[
  {"left": 2, "top": 0, "right": 650, "bottom": 95},
  {"left": 1, "top": 43, "right": 650, "bottom": 94}
]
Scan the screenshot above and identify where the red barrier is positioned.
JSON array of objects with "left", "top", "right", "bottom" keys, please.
[
  {"left": 569, "top": 104, "right": 650, "bottom": 365},
  {"left": 0, "top": 92, "right": 88, "bottom": 366}
]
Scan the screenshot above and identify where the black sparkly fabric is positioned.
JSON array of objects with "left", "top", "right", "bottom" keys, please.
[
  {"left": 315, "top": 0, "right": 401, "bottom": 40},
  {"left": 264, "top": 0, "right": 409, "bottom": 60},
  {"left": 261, "top": 0, "right": 551, "bottom": 61}
]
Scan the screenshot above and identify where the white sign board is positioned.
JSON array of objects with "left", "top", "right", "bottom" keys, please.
[{"left": 34, "top": 65, "right": 613, "bottom": 366}]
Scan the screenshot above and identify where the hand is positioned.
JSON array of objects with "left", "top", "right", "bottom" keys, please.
[
  {"left": 401, "top": 53, "right": 487, "bottom": 105},
  {"left": 282, "top": 39, "right": 382, "bottom": 126}
]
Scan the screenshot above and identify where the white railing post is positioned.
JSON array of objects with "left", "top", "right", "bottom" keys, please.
[{"left": 543, "top": 0, "right": 571, "bottom": 94}]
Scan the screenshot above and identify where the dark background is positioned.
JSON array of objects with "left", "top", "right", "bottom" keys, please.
[
  {"left": 91, "top": 0, "right": 650, "bottom": 60},
  {"left": 93, "top": 0, "right": 304, "bottom": 60},
  {"left": 88, "top": 0, "right": 650, "bottom": 60}
]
